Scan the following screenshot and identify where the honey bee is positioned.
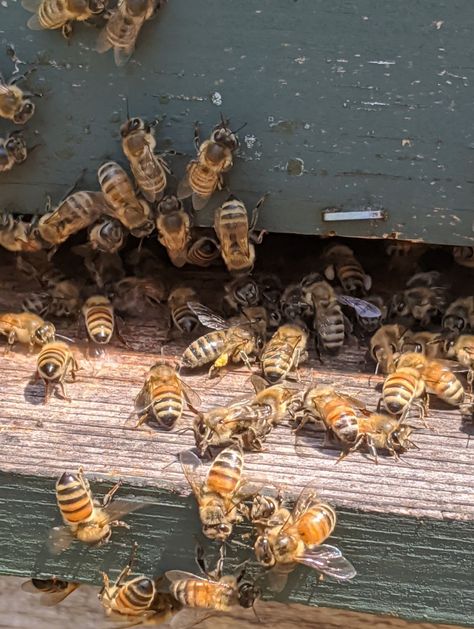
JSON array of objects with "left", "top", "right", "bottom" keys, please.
[
  {"left": 99, "top": 543, "right": 180, "bottom": 623},
  {"left": 98, "top": 161, "right": 153, "bottom": 236},
  {"left": 82, "top": 295, "right": 120, "bottom": 348},
  {"left": 180, "top": 444, "right": 249, "bottom": 540},
  {"left": 186, "top": 235, "right": 221, "bottom": 267},
  {"left": 83, "top": 251, "right": 126, "bottom": 291},
  {"left": 0, "top": 213, "right": 43, "bottom": 252},
  {"left": 445, "top": 334, "right": 474, "bottom": 390},
  {"left": 35, "top": 341, "right": 79, "bottom": 403},
  {"left": 253, "top": 484, "right": 356, "bottom": 592},
  {"left": 223, "top": 276, "right": 260, "bottom": 316},
  {"left": 389, "top": 271, "right": 449, "bottom": 326},
  {"left": 96, "top": 0, "right": 160, "bottom": 67},
  {"left": 0, "top": 312, "right": 55, "bottom": 353},
  {"left": 49, "top": 467, "right": 144, "bottom": 554},
  {"left": 166, "top": 544, "right": 260, "bottom": 615},
  {"left": 261, "top": 324, "right": 308, "bottom": 383},
  {"left": 279, "top": 283, "right": 313, "bottom": 324},
  {"left": 369, "top": 324, "right": 407, "bottom": 374},
  {"left": 22, "top": 0, "right": 105, "bottom": 38},
  {"left": 381, "top": 353, "right": 427, "bottom": 419},
  {"left": 112, "top": 277, "right": 166, "bottom": 317},
  {"left": 156, "top": 195, "right": 192, "bottom": 268},
  {"left": 37, "top": 191, "right": 108, "bottom": 246},
  {"left": 323, "top": 243, "right": 372, "bottom": 295},
  {"left": 350, "top": 294, "right": 385, "bottom": 336},
  {"left": 399, "top": 330, "right": 444, "bottom": 359},
  {"left": 21, "top": 292, "right": 51, "bottom": 317},
  {"left": 295, "top": 387, "right": 417, "bottom": 462},
  {"left": 257, "top": 273, "right": 282, "bottom": 313},
  {"left": 214, "top": 195, "right": 266, "bottom": 274},
  {"left": 167, "top": 287, "right": 199, "bottom": 335},
  {"left": 0, "top": 71, "right": 35, "bottom": 124},
  {"left": 177, "top": 117, "right": 241, "bottom": 211},
  {"left": 88, "top": 217, "right": 126, "bottom": 254},
  {"left": 301, "top": 274, "right": 346, "bottom": 354},
  {"left": 442, "top": 296, "right": 474, "bottom": 333},
  {"left": 21, "top": 578, "right": 79, "bottom": 606},
  {"left": 120, "top": 117, "right": 170, "bottom": 203},
  {"left": 0, "top": 131, "right": 28, "bottom": 172},
  {"left": 50, "top": 279, "right": 82, "bottom": 318},
  {"left": 181, "top": 303, "right": 263, "bottom": 378},
  {"left": 134, "top": 360, "right": 201, "bottom": 430},
  {"left": 453, "top": 246, "right": 474, "bottom": 268}
]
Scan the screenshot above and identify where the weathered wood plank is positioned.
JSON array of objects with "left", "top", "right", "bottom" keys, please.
[{"left": 1, "top": 1, "right": 474, "bottom": 244}]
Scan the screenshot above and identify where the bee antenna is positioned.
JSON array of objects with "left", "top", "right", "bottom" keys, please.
[
  {"left": 232, "top": 122, "right": 248, "bottom": 134},
  {"left": 252, "top": 601, "right": 262, "bottom": 623},
  {"left": 55, "top": 333, "right": 74, "bottom": 343}
]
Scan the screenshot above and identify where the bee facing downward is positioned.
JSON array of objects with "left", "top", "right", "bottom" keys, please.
[
  {"left": 22, "top": 0, "right": 105, "bottom": 38},
  {"left": 0, "top": 70, "right": 36, "bottom": 125},
  {"left": 21, "top": 578, "right": 79, "bottom": 606},
  {"left": 0, "top": 131, "right": 28, "bottom": 172}
]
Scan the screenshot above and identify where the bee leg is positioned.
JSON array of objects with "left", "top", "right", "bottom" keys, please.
[
  {"left": 6, "top": 330, "right": 16, "bottom": 353},
  {"left": 238, "top": 350, "right": 254, "bottom": 372},
  {"left": 110, "top": 519, "right": 130, "bottom": 531},
  {"left": 116, "top": 542, "right": 138, "bottom": 586},
  {"left": 114, "top": 317, "right": 130, "bottom": 349},
  {"left": 58, "top": 381, "right": 71, "bottom": 403},
  {"left": 193, "top": 122, "right": 201, "bottom": 152},
  {"left": 102, "top": 478, "right": 123, "bottom": 507},
  {"left": 61, "top": 21, "right": 73, "bottom": 40},
  {"left": 43, "top": 381, "right": 53, "bottom": 405}
]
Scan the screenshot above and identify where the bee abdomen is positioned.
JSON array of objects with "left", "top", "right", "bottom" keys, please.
[
  {"left": 115, "top": 579, "right": 155, "bottom": 615},
  {"left": 171, "top": 580, "right": 227, "bottom": 610},
  {"left": 38, "top": 0, "right": 71, "bottom": 29},
  {"left": 331, "top": 414, "right": 359, "bottom": 443},
  {"left": 337, "top": 263, "right": 366, "bottom": 291},
  {"left": 37, "top": 345, "right": 67, "bottom": 380},
  {"left": 262, "top": 342, "right": 293, "bottom": 382},
  {"left": 317, "top": 306, "right": 345, "bottom": 351},
  {"left": 85, "top": 306, "right": 114, "bottom": 344},
  {"left": 56, "top": 472, "right": 94, "bottom": 524},
  {"left": 382, "top": 371, "right": 418, "bottom": 414},
  {"left": 297, "top": 504, "right": 336, "bottom": 545},
  {"left": 172, "top": 304, "right": 199, "bottom": 333},
  {"left": 207, "top": 447, "right": 243, "bottom": 496},
  {"left": 182, "top": 332, "right": 226, "bottom": 367},
  {"left": 429, "top": 375, "right": 465, "bottom": 406},
  {"left": 188, "top": 162, "right": 218, "bottom": 196},
  {"left": 150, "top": 384, "right": 183, "bottom": 429}
]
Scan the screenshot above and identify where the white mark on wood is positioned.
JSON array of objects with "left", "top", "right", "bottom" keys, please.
[
  {"left": 210, "top": 92, "right": 223, "bottom": 106},
  {"left": 361, "top": 101, "right": 389, "bottom": 106},
  {"left": 402, "top": 139, "right": 413, "bottom": 147},
  {"left": 368, "top": 60, "right": 396, "bottom": 66},
  {"left": 432, "top": 20, "right": 444, "bottom": 29},
  {"left": 244, "top": 134, "right": 257, "bottom": 149},
  {"left": 294, "top": 57, "right": 307, "bottom": 65}
]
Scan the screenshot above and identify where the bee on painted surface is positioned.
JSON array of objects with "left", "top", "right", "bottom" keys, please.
[
  {"left": 82, "top": 295, "right": 117, "bottom": 347},
  {"left": 180, "top": 445, "right": 249, "bottom": 541},
  {"left": 21, "top": 578, "right": 79, "bottom": 606},
  {"left": 88, "top": 217, "right": 126, "bottom": 254},
  {"left": 49, "top": 467, "right": 144, "bottom": 554},
  {"left": 156, "top": 195, "right": 191, "bottom": 268},
  {"left": 442, "top": 296, "right": 474, "bottom": 334},
  {"left": 186, "top": 235, "right": 221, "bottom": 267},
  {"left": 166, "top": 545, "right": 260, "bottom": 615},
  {"left": 0, "top": 131, "right": 28, "bottom": 172},
  {"left": 261, "top": 323, "right": 308, "bottom": 383},
  {"left": 0, "top": 312, "right": 55, "bottom": 352},
  {"left": 222, "top": 276, "right": 260, "bottom": 316},
  {"left": 167, "top": 287, "right": 200, "bottom": 335},
  {"left": 120, "top": 117, "right": 169, "bottom": 203},
  {"left": 301, "top": 274, "right": 346, "bottom": 354},
  {"left": 453, "top": 246, "right": 474, "bottom": 268},
  {"left": 22, "top": 0, "right": 104, "bottom": 38},
  {"left": 99, "top": 543, "right": 181, "bottom": 623},
  {"left": 253, "top": 484, "right": 356, "bottom": 592},
  {"left": 369, "top": 324, "right": 407, "bottom": 375},
  {"left": 134, "top": 360, "right": 201, "bottom": 430},
  {"left": 214, "top": 195, "right": 266, "bottom": 274},
  {"left": 178, "top": 116, "right": 241, "bottom": 211},
  {"left": 322, "top": 243, "right": 372, "bottom": 296},
  {"left": 0, "top": 71, "right": 36, "bottom": 124},
  {"left": 0, "top": 213, "right": 43, "bottom": 252},
  {"left": 181, "top": 303, "right": 264, "bottom": 378},
  {"left": 96, "top": 0, "right": 162, "bottom": 67},
  {"left": 35, "top": 341, "right": 78, "bottom": 403},
  {"left": 37, "top": 191, "right": 108, "bottom": 246},
  {"left": 98, "top": 161, "right": 153, "bottom": 236}
]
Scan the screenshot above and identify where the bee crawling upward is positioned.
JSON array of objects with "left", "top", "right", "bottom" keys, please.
[
  {"left": 167, "top": 287, "right": 200, "bottom": 335},
  {"left": 99, "top": 542, "right": 181, "bottom": 623},
  {"left": 0, "top": 69, "right": 36, "bottom": 124},
  {"left": 0, "top": 131, "right": 28, "bottom": 172},
  {"left": 180, "top": 444, "right": 251, "bottom": 541},
  {"left": 253, "top": 483, "right": 356, "bottom": 592},
  {"left": 181, "top": 303, "right": 264, "bottom": 378},
  {"left": 156, "top": 195, "right": 192, "bottom": 268},
  {"left": 261, "top": 323, "right": 308, "bottom": 383},
  {"left": 369, "top": 324, "right": 407, "bottom": 375},
  {"left": 88, "top": 217, "right": 126, "bottom": 254},
  {"left": 21, "top": 578, "right": 79, "bottom": 606},
  {"left": 178, "top": 116, "right": 242, "bottom": 211},
  {"left": 322, "top": 243, "right": 372, "bottom": 296},
  {"left": 49, "top": 467, "right": 145, "bottom": 554},
  {"left": 186, "top": 235, "right": 221, "bottom": 267},
  {"left": 22, "top": 0, "right": 105, "bottom": 38}
]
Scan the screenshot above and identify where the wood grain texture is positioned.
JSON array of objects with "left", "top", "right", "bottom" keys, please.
[
  {"left": 0, "top": 251, "right": 472, "bottom": 625},
  {"left": 0, "top": 576, "right": 466, "bottom": 629},
  {"left": 1, "top": 1, "right": 474, "bottom": 244}
]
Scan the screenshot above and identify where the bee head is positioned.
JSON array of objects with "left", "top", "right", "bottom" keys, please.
[
  {"left": 14, "top": 100, "right": 35, "bottom": 125},
  {"left": 120, "top": 117, "right": 145, "bottom": 137}
]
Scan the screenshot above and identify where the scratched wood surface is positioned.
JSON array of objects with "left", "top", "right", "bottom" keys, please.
[
  {"left": 1, "top": 1, "right": 474, "bottom": 244},
  {"left": 0, "top": 577, "right": 466, "bottom": 629}
]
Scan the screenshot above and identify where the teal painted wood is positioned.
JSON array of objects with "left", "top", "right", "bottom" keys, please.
[
  {"left": 0, "top": 472, "right": 473, "bottom": 626},
  {"left": 1, "top": 1, "right": 474, "bottom": 244}
]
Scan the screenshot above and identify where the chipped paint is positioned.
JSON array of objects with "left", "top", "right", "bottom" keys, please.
[
  {"left": 210, "top": 92, "right": 223, "bottom": 106},
  {"left": 286, "top": 158, "right": 305, "bottom": 176}
]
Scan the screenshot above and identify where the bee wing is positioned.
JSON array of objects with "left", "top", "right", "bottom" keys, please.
[
  {"left": 26, "top": 13, "right": 45, "bottom": 29},
  {"left": 177, "top": 172, "right": 193, "bottom": 200},
  {"left": 282, "top": 481, "right": 320, "bottom": 530},
  {"left": 266, "top": 567, "right": 290, "bottom": 593},
  {"left": 164, "top": 570, "right": 209, "bottom": 584},
  {"left": 104, "top": 499, "right": 147, "bottom": 522},
  {"left": 132, "top": 143, "right": 164, "bottom": 201},
  {"left": 297, "top": 544, "right": 357, "bottom": 581},
  {"left": 114, "top": 43, "right": 137, "bottom": 68},
  {"left": 96, "top": 26, "right": 113, "bottom": 53},
  {"left": 21, "top": 0, "right": 41, "bottom": 12},
  {"left": 191, "top": 192, "right": 213, "bottom": 212},
  {"left": 179, "top": 449, "right": 205, "bottom": 497},
  {"left": 39, "top": 584, "right": 79, "bottom": 607},
  {"left": 430, "top": 359, "right": 468, "bottom": 373},
  {"left": 249, "top": 374, "right": 268, "bottom": 394},
  {"left": 187, "top": 302, "right": 229, "bottom": 330},
  {"left": 48, "top": 526, "right": 75, "bottom": 555},
  {"left": 21, "top": 579, "right": 41, "bottom": 593},
  {"left": 335, "top": 392, "right": 369, "bottom": 413},
  {"left": 133, "top": 382, "right": 152, "bottom": 414},
  {"left": 180, "top": 378, "right": 202, "bottom": 410}
]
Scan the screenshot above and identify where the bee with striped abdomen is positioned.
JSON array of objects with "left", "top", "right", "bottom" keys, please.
[
  {"left": 96, "top": 0, "right": 160, "bottom": 67},
  {"left": 133, "top": 360, "right": 201, "bottom": 430},
  {"left": 112, "top": 277, "right": 166, "bottom": 317},
  {"left": 0, "top": 70, "right": 36, "bottom": 124},
  {"left": 261, "top": 323, "right": 308, "bottom": 383},
  {"left": 167, "top": 287, "right": 200, "bottom": 335},
  {"left": 156, "top": 195, "right": 191, "bottom": 268},
  {"left": 323, "top": 243, "right": 372, "bottom": 296},
  {"left": 178, "top": 117, "right": 241, "bottom": 211},
  {"left": 186, "top": 235, "right": 221, "bottom": 267},
  {"left": 369, "top": 324, "right": 406, "bottom": 375},
  {"left": 181, "top": 303, "right": 263, "bottom": 378},
  {"left": 49, "top": 467, "right": 144, "bottom": 554},
  {"left": 180, "top": 444, "right": 250, "bottom": 541},
  {"left": 381, "top": 352, "right": 427, "bottom": 420},
  {"left": 35, "top": 341, "right": 78, "bottom": 403},
  {"left": 98, "top": 161, "right": 153, "bottom": 236},
  {"left": 88, "top": 217, "right": 126, "bottom": 254},
  {"left": 302, "top": 274, "right": 347, "bottom": 354},
  {"left": 453, "top": 246, "right": 474, "bottom": 268},
  {"left": 254, "top": 484, "right": 356, "bottom": 592},
  {"left": 21, "top": 578, "right": 79, "bottom": 606},
  {"left": 0, "top": 312, "right": 55, "bottom": 353},
  {"left": 214, "top": 195, "right": 266, "bottom": 274},
  {"left": 120, "top": 117, "right": 169, "bottom": 203},
  {"left": 442, "top": 296, "right": 474, "bottom": 334},
  {"left": 166, "top": 544, "right": 260, "bottom": 616},
  {"left": 22, "top": 0, "right": 104, "bottom": 38},
  {"left": 82, "top": 295, "right": 123, "bottom": 349},
  {"left": 0, "top": 131, "right": 28, "bottom": 172},
  {"left": 445, "top": 334, "right": 474, "bottom": 391},
  {"left": 99, "top": 543, "right": 181, "bottom": 623}
]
